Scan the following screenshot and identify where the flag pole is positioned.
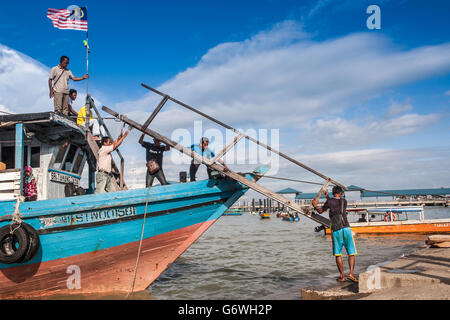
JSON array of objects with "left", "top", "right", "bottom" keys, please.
[{"left": 86, "top": 29, "right": 89, "bottom": 96}]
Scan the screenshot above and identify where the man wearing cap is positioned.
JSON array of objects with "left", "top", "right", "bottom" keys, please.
[
  {"left": 312, "top": 186, "right": 358, "bottom": 283},
  {"left": 189, "top": 137, "right": 228, "bottom": 181}
]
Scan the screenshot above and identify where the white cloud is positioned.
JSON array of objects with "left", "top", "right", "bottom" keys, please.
[
  {"left": 116, "top": 21, "right": 450, "bottom": 134},
  {"left": 0, "top": 44, "right": 51, "bottom": 113},
  {"left": 384, "top": 99, "right": 414, "bottom": 118},
  {"left": 445, "top": 90, "right": 450, "bottom": 96},
  {"left": 302, "top": 112, "right": 439, "bottom": 150}
]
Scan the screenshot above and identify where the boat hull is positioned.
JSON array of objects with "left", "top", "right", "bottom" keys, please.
[{"left": 0, "top": 176, "right": 257, "bottom": 299}]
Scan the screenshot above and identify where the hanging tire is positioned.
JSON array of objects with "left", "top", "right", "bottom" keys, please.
[
  {"left": 0, "top": 224, "right": 30, "bottom": 264},
  {"left": 18, "top": 222, "right": 40, "bottom": 263}
]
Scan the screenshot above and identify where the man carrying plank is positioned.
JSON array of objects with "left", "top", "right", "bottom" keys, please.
[
  {"left": 94, "top": 129, "right": 129, "bottom": 194},
  {"left": 312, "top": 186, "right": 358, "bottom": 283}
]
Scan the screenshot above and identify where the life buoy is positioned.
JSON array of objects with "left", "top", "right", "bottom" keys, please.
[
  {"left": 0, "top": 223, "right": 40, "bottom": 264},
  {"left": 384, "top": 212, "right": 397, "bottom": 222}
]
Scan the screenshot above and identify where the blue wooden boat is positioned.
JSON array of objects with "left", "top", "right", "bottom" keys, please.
[
  {"left": 282, "top": 215, "right": 300, "bottom": 222},
  {"left": 0, "top": 112, "right": 269, "bottom": 299}
]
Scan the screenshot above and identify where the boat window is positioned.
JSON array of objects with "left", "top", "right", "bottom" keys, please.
[
  {"left": 72, "top": 150, "right": 85, "bottom": 174},
  {"left": 0, "top": 146, "right": 15, "bottom": 169},
  {"left": 54, "top": 143, "right": 69, "bottom": 168},
  {"left": 62, "top": 144, "right": 78, "bottom": 171},
  {"left": 24, "top": 147, "right": 27, "bottom": 167},
  {"left": 30, "top": 146, "right": 40, "bottom": 168}
]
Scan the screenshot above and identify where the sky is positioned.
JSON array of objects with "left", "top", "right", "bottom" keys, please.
[{"left": 1, "top": 0, "right": 449, "bottom": 198}]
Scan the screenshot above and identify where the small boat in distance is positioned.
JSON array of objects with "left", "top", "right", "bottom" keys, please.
[
  {"left": 282, "top": 214, "right": 300, "bottom": 222},
  {"left": 324, "top": 206, "right": 450, "bottom": 235},
  {"left": 223, "top": 208, "right": 244, "bottom": 216},
  {"left": 259, "top": 212, "right": 271, "bottom": 219}
]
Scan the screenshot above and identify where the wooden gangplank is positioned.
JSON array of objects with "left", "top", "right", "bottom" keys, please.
[{"left": 102, "top": 106, "right": 331, "bottom": 227}]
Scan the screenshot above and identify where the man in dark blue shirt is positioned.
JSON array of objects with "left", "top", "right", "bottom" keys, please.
[
  {"left": 312, "top": 186, "right": 358, "bottom": 283},
  {"left": 139, "top": 133, "right": 170, "bottom": 187}
]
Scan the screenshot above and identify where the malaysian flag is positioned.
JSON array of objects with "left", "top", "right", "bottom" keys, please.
[{"left": 47, "top": 6, "right": 88, "bottom": 31}]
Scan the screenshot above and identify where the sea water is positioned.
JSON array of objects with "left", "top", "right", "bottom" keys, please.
[{"left": 148, "top": 206, "right": 449, "bottom": 299}]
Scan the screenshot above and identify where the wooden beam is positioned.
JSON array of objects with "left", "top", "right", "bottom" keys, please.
[
  {"left": 209, "top": 133, "right": 245, "bottom": 164},
  {"left": 141, "top": 83, "right": 346, "bottom": 189},
  {"left": 15, "top": 123, "right": 24, "bottom": 196},
  {"left": 141, "top": 95, "right": 169, "bottom": 132},
  {"left": 313, "top": 179, "right": 331, "bottom": 204},
  {"left": 102, "top": 105, "right": 331, "bottom": 227}
]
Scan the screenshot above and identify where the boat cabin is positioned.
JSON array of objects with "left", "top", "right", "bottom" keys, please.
[{"left": 0, "top": 112, "right": 96, "bottom": 201}]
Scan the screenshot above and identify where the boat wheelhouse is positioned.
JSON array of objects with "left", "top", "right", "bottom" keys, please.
[{"left": 0, "top": 112, "right": 98, "bottom": 201}]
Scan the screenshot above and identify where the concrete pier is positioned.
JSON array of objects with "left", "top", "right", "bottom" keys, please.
[{"left": 302, "top": 247, "right": 450, "bottom": 300}]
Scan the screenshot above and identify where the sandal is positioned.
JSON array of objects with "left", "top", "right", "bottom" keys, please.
[
  {"left": 336, "top": 277, "right": 346, "bottom": 282},
  {"left": 347, "top": 275, "right": 359, "bottom": 283}
]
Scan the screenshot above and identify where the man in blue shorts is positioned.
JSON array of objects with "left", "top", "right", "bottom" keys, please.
[{"left": 312, "top": 186, "right": 358, "bottom": 283}]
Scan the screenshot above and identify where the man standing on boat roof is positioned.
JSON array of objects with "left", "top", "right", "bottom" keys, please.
[
  {"left": 312, "top": 186, "right": 358, "bottom": 283},
  {"left": 48, "top": 56, "right": 89, "bottom": 116},
  {"left": 94, "top": 129, "right": 129, "bottom": 194},
  {"left": 189, "top": 137, "right": 228, "bottom": 181},
  {"left": 139, "top": 133, "right": 170, "bottom": 187}
]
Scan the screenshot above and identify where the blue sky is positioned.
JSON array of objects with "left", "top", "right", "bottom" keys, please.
[
  {"left": 1, "top": 0, "right": 449, "bottom": 98},
  {"left": 1, "top": 0, "right": 449, "bottom": 192}
]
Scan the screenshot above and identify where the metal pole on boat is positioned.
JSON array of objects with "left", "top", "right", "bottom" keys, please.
[{"left": 140, "top": 83, "right": 346, "bottom": 189}]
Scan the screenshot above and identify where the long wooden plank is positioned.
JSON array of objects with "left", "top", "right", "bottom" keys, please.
[
  {"left": 141, "top": 95, "right": 169, "bottom": 131},
  {"left": 209, "top": 133, "right": 245, "bottom": 164},
  {"left": 102, "top": 106, "right": 331, "bottom": 227},
  {"left": 141, "top": 83, "right": 346, "bottom": 190},
  {"left": 87, "top": 96, "right": 127, "bottom": 190},
  {"left": 85, "top": 131, "right": 121, "bottom": 191}
]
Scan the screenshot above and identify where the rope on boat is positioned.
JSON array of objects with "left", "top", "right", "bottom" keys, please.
[
  {"left": 10, "top": 195, "right": 24, "bottom": 234},
  {"left": 126, "top": 186, "right": 151, "bottom": 298}
]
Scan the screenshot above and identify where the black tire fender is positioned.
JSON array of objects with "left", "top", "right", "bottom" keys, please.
[
  {"left": 18, "top": 222, "right": 40, "bottom": 263},
  {"left": 0, "top": 224, "right": 30, "bottom": 264}
]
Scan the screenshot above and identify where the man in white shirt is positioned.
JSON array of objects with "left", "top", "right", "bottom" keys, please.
[
  {"left": 94, "top": 129, "right": 129, "bottom": 194},
  {"left": 48, "top": 56, "right": 89, "bottom": 116}
]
